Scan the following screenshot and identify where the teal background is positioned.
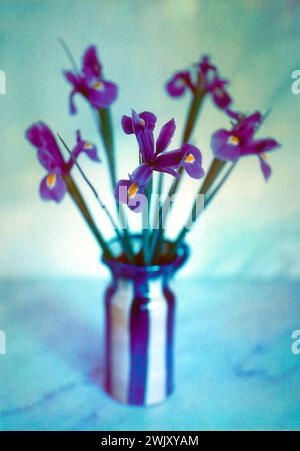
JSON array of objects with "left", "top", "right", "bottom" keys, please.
[{"left": 0, "top": 0, "right": 300, "bottom": 278}]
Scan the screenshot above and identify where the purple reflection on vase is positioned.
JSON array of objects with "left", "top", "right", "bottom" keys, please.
[{"left": 102, "top": 237, "right": 189, "bottom": 406}]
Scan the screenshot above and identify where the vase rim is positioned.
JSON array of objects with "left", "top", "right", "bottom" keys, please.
[{"left": 101, "top": 235, "right": 189, "bottom": 277}]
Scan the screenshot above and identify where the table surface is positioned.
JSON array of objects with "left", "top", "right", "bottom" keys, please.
[{"left": 0, "top": 277, "right": 300, "bottom": 431}]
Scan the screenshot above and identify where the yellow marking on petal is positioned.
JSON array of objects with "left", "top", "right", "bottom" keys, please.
[
  {"left": 93, "top": 81, "right": 104, "bottom": 90},
  {"left": 140, "top": 118, "right": 145, "bottom": 127},
  {"left": 228, "top": 135, "right": 240, "bottom": 145},
  {"left": 84, "top": 142, "right": 92, "bottom": 149},
  {"left": 128, "top": 182, "right": 138, "bottom": 199},
  {"left": 185, "top": 153, "right": 196, "bottom": 163},
  {"left": 47, "top": 173, "right": 56, "bottom": 189},
  {"left": 261, "top": 153, "right": 267, "bottom": 160}
]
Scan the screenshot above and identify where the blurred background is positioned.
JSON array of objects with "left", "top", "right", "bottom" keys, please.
[{"left": 1, "top": 0, "right": 300, "bottom": 279}]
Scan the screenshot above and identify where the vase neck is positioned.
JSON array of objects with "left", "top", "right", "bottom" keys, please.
[{"left": 110, "top": 273, "right": 167, "bottom": 298}]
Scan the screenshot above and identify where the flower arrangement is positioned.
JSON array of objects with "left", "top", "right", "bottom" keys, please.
[
  {"left": 25, "top": 42, "right": 281, "bottom": 406},
  {"left": 26, "top": 44, "right": 280, "bottom": 266}
]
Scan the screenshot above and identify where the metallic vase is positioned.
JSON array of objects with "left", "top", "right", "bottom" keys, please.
[{"left": 102, "top": 239, "right": 189, "bottom": 406}]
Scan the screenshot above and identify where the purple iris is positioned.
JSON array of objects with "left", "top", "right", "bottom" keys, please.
[
  {"left": 166, "top": 55, "right": 231, "bottom": 110},
  {"left": 115, "top": 110, "right": 205, "bottom": 211},
  {"left": 64, "top": 45, "right": 118, "bottom": 114},
  {"left": 69, "top": 130, "right": 100, "bottom": 164},
  {"left": 26, "top": 122, "right": 99, "bottom": 202},
  {"left": 211, "top": 111, "right": 280, "bottom": 180}
]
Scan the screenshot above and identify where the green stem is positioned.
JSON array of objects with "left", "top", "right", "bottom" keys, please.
[
  {"left": 170, "top": 161, "right": 236, "bottom": 255},
  {"left": 142, "top": 179, "right": 153, "bottom": 265},
  {"left": 182, "top": 88, "right": 206, "bottom": 143},
  {"left": 198, "top": 158, "right": 227, "bottom": 195},
  {"left": 157, "top": 172, "right": 164, "bottom": 198},
  {"left": 150, "top": 172, "right": 164, "bottom": 243},
  {"left": 98, "top": 108, "right": 134, "bottom": 260},
  {"left": 58, "top": 134, "right": 134, "bottom": 263},
  {"left": 150, "top": 89, "right": 205, "bottom": 262},
  {"left": 64, "top": 174, "right": 111, "bottom": 258},
  {"left": 204, "top": 161, "right": 237, "bottom": 208},
  {"left": 98, "top": 108, "right": 116, "bottom": 188},
  {"left": 168, "top": 89, "right": 206, "bottom": 198},
  {"left": 58, "top": 37, "right": 78, "bottom": 72}
]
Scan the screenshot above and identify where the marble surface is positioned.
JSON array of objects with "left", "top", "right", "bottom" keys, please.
[{"left": 0, "top": 277, "right": 300, "bottom": 431}]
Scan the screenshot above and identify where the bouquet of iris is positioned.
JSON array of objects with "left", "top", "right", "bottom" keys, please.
[{"left": 26, "top": 44, "right": 280, "bottom": 406}]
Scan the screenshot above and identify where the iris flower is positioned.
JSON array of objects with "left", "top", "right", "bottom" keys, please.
[
  {"left": 211, "top": 112, "right": 280, "bottom": 180},
  {"left": 115, "top": 110, "right": 205, "bottom": 211},
  {"left": 26, "top": 122, "right": 99, "bottom": 202},
  {"left": 166, "top": 55, "right": 231, "bottom": 110},
  {"left": 64, "top": 45, "right": 118, "bottom": 114}
]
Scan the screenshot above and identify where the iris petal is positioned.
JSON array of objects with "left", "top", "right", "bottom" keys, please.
[
  {"left": 180, "top": 143, "right": 205, "bottom": 179},
  {"left": 82, "top": 45, "right": 102, "bottom": 80},
  {"left": 211, "top": 129, "right": 241, "bottom": 162},
  {"left": 63, "top": 46, "right": 118, "bottom": 112},
  {"left": 40, "top": 174, "right": 67, "bottom": 203},
  {"left": 166, "top": 71, "right": 193, "bottom": 97},
  {"left": 121, "top": 115, "right": 134, "bottom": 134},
  {"left": 139, "top": 112, "right": 157, "bottom": 132},
  {"left": 243, "top": 138, "right": 279, "bottom": 156},
  {"left": 115, "top": 179, "right": 146, "bottom": 213},
  {"left": 131, "top": 164, "right": 153, "bottom": 187},
  {"left": 259, "top": 155, "right": 272, "bottom": 181},
  {"left": 26, "top": 122, "right": 65, "bottom": 171},
  {"left": 70, "top": 130, "right": 100, "bottom": 163},
  {"left": 156, "top": 118, "right": 176, "bottom": 154},
  {"left": 87, "top": 80, "right": 118, "bottom": 109}
]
